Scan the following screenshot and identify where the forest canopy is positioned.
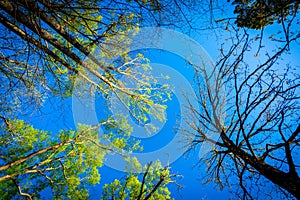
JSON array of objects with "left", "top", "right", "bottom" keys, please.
[{"left": 0, "top": 0, "right": 299, "bottom": 199}]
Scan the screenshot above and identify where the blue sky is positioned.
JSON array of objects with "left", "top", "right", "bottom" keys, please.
[
  {"left": 11, "top": 1, "right": 300, "bottom": 199},
  {"left": 26, "top": 36, "right": 231, "bottom": 199},
  {"left": 23, "top": 24, "right": 244, "bottom": 200}
]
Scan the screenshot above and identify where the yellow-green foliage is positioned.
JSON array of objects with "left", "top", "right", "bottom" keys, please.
[
  {"left": 0, "top": 120, "right": 107, "bottom": 199},
  {"left": 101, "top": 160, "right": 173, "bottom": 200}
]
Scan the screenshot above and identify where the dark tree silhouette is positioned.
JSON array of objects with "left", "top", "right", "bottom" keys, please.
[
  {"left": 183, "top": 15, "right": 300, "bottom": 199},
  {"left": 232, "top": 0, "right": 299, "bottom": 29}
]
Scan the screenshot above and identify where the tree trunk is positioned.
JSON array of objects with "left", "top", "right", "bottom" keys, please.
[{"left": 221, "top": 131, "right": 300, "bottom": 199}]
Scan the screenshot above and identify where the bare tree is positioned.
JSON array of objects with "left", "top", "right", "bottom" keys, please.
[{"left": 183, "top": 15, "right": 300, "bottom": 199}]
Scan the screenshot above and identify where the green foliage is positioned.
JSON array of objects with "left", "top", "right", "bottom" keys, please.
[
  {"left": 101, "top": 115, "right": 143, "bottom": 153},
  {"left": 0, "top": 119, "right": 107, "bottom": 199},
  {"left": 232, "top": 0, "right": 299, "bottom": 29},
  {"left": 0, "top": 0, "right": 170, "bottom": 121},
  {"left": 0, "top": 118, "right": 175, "bottom": 199},
  {"left": 101, "top": 160, "right": 173, "bottom": 200},
  {"left": 79, "top": 33, "right": 171, "bottom": 126}
]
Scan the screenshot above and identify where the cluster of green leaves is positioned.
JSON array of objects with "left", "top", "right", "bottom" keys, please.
[
  {"left": 101, "top": 115, "right": 143, "bottom": 152},
  {"left": 47, "top": 3, "right": 141, "bottom": 97},
  {"left": 102, "top": 160, "right": 173, "bottom": 200},
  {"left": 52, "top": 2, "right": 171, "bottom": 128},
  {"left": 0, "top": 119, "right": 107, "bottom": 199},
  {"left": 232, "top": 0, "right": 299, "bottom": 29}
]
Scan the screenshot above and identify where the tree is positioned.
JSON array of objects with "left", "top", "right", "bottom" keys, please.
[
  {"left": 182, "top": 17, "right": 300, "bottom": 199},
  {"left": 0, "top": 0, "right": 171, "bottom": 123},
  {"left": 232, "top": 0, "right": 299, "bottom": 29},
  {"left": 0, "top": 116, "right": 115, "bottom": 199}
]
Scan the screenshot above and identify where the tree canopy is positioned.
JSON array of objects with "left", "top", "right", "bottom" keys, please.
[
  {"left": 0, "top": 0, "right": 177, "bottom": 198},
  {"left": 101, "top": 161, "right": 175, "bottom": 200},
  {"left": 0, "top": 117, "right": 176, "bottom": 199},
  {"left": 0, "top": 0, "right": 171, "bottom": 122},
  {"left": 1, "top": 0, "right": 300, "bottom": 199}
]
